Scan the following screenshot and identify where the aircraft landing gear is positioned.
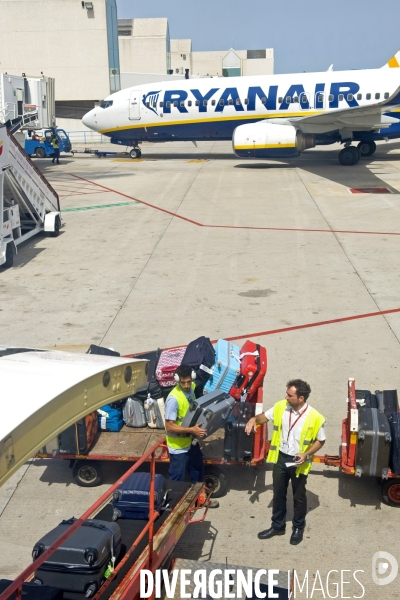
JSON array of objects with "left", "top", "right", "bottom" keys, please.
[
  {"left": 129, "top": 147, "right": 142, "bottom": 159},
  {"left": 338, "top": 145, "right": 360, "bottom": 166},
  {"left": 357, "top": 140, "right": 376, "bottom": 157}
]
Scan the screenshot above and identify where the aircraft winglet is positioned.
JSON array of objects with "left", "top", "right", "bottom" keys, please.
[{"left": 382, "top": 50, "right": 400, "bottom": 68}]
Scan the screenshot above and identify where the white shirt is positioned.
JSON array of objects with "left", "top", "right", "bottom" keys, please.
[{"left": 265, "top": 403, "right": 326, "bottom": 456}]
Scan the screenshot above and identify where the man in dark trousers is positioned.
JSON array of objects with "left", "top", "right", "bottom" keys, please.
[
  {"left": 51, "top": 135, "right": 60, "bottom": 164},
  {"left": 245, "top": 379, "right": 326, "bottom": 545},
  {"left": 164, "top": 364, "right": 219, "bottom": 507}
]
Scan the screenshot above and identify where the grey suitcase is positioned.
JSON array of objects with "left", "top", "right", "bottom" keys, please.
[
  {"left": 356, "top": 406, "right": 391, "bottom": 477},
  {"left": 181, "top": 389, "right": 235, "bottom": 440},
  {"left": 144, "top": 395, "right": 165, "bottom": 429},
  {"left": 123, "top": 397, "right": 147, "bottom": 428}
]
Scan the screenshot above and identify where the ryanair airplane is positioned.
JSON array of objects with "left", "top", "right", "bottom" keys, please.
[{"left": 82, "top": 50, "right": 400, "bottom": 166}]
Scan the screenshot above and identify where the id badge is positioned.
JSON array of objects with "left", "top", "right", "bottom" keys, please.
[{"left": 281, "top": 441, "right": 289, "bottom": 453}]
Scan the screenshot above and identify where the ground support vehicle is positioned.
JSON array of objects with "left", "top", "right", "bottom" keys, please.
[
  {"left": 24, "top": 128, "right": 72, "bottom": 158},
  {"left": 37, "top": 387, "right": 267, "bottom": 498},
  {"left": 0, "top": 127, "right": 61, "bottom": 269}
]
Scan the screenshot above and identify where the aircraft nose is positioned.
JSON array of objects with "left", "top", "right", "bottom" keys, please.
[{"left": 82, "top": 109, "right": 97, "bottom": 131}]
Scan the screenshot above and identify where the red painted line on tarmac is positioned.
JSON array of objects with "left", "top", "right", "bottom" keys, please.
[
  {"left": 68, "top": 174, "right": 400, "bottom": 237},
  {"left": 221, "top": 307, "right": 400, "bottom": 342}
]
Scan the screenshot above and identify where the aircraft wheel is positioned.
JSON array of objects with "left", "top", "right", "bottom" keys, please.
[
  {"left": 130, "top": 148, "right": 141, "bottom": 159},
  {"left": 35, "top": 147, "right": 46, "bottom": 158},
  {"left": 357, "top": 140, "right": 377, "bottom": 157},
  {"left": 2, "top": 243, "right": 14, "bottom": 269},
  {"left": 338, "top": 146, "right": 360, "bottom": 166}
]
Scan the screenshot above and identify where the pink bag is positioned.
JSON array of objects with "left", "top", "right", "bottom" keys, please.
[{"left": 155, "top": 346, "right": 187, "bottom": 387}]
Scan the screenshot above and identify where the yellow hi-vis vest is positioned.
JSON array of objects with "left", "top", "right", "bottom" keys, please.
[
  {"left": 165, "top": 383, "right": 196, "bottom": 451},
  {"left": 267, "top": 399, "right": 325, "bottom": 477}
]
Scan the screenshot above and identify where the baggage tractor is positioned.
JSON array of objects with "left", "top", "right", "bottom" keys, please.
[
  {"left": 230, "top": 341, "right": 267, "bottom": 401},
  {"left": 224, "top": 402, "right": 255, "bottom": 462},
  {"left": 59, "top": 412, "right": 98, "bottom": 455},
  {"left": 180, "top": 389, "right": 235, "bottom": 440},
  {"left": 32, "top": 519, "right": 121, "bottom": 597},
  {"left": 98, "top": 404, "right": 124, "bottom": 432},
  {"left": 86, "top": 344, "right": 120, "bottom": 357},
  {"left": 0, "top": 579, "right": 63, "bottom": 600},
  {"left": 112, "top": 472, "right": 167, "bottom": 520},
  {"left": 144, "top": 396, "right": 165, "bottom": 429},
  {"left": 122, "top": 397, "right": 147, "bottom": 428},
  {"left": 356, "top": 406, "right": 391, "bottom": 477},
  {"left": 181, "top": 336, "right": 216, "bottom": 392},
  {"left": 375, "top": 390, "right": 399, "bottom": 416},
  {"left": 355, "top": 389, "right": 378, "bottom": 409},
  {"left": 389, "top": 412, "right": 400, "bottom": 475},
  {"left": 203, "top": 340, "right": 241, "bottom": 394},
  {"left": 155, "top": 346, "right": 186, "bottom": 389}
]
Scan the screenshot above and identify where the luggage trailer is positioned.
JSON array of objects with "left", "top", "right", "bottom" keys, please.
[
  {"left": 36, "top": 387, "right": 268, "bottom": 499},
  {"left": 0, "top": 439, "right": 213, "bottom": 600}
]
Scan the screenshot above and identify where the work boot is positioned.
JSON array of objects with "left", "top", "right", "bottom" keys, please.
[
  {"left": 290, "top": 527, "right": 304, "bottom": 545},
  {"left": 258, "top": 527, "right": 286, "bottom": 540}
]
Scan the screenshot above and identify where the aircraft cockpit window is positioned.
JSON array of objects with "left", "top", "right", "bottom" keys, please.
[
  {"left": 100, "top": 100, "right": 113, "bottom": 109},
  {"left": 219, "top": 99, "right": 224, "bottom": 106},
  {"left": 338, "top": 94, "right": 344, "bottom": 101},
  {"left": 347, "top": 94, "right": 353, "bottom": 101},
  {"left": 286, "top": 96, "right": 291, "bottom": 104},
  {"left": 211, "top": 99, "right": 216, "bottom": 106},
  {"left": 384, "top": 92, "right": 390, "bottom": 99},
  {"left": 228, "top": 99, "right": 233, "bottom": 105},
  {"left": 188, "top": 100, "right": 192, "bottom": 107},
  {"left": 203, "top": 100, "right": 208, "bottom": 106},
  {"left": 357, "top": 93, "right": 362, "bottom": 100},
  {"left": 375, "top": 92, "right": 380, "bottom": 100},
  {"left": 366, "top": 93, "right": 371, "bottom": 100},
  {"left": 195, "top": 100, "right": 200, "bottom": 106},
  {"left": 328, "top": 94, "right": 334, "bottom": 102}
]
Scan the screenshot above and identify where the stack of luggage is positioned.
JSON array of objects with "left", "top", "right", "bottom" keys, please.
[{"left": 355, "top": 388, "right": 400, "bottom": 477}]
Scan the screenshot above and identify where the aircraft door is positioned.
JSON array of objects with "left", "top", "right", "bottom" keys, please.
[{"left": 129, "top": 90, "right": 141, "bottom": 120}]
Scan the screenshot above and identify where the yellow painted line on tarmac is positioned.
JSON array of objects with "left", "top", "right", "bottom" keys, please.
[
  {"left": 186, "top": 159, "right": 209, "bottom": 163},
  {"left": 111, "top": 158, "right": 147, "bottom": 162}
]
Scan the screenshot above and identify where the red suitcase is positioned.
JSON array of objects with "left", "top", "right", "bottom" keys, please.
[
  {"left": 155, "top": 346, "right": 187, "bottom": 388},
  {"left": 230, "top": 341, "right": 267, "bottom": 401}
]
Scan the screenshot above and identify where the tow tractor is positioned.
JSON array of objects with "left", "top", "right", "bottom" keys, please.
[{"left": 24, "top": 128, "right": 72, "bottom": 159}]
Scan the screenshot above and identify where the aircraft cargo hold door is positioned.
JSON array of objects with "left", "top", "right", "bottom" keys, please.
[{"left": 129, "top": 90, "right": 141, "bottom": 120}]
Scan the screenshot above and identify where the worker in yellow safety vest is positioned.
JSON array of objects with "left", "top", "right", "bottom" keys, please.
[
  {"left": 165, "top": 364, "right": 219, "bottom": 507},
  {"left": 51, "top": 134, "right": 60, "bottom": 165},
  {"left": 245, "top": 379, "right": 326, "bottom": 545}
]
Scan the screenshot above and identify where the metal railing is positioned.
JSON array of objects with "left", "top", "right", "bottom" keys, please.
[{"left": 65, "top": 130, "right": 107, "bottom": 145}]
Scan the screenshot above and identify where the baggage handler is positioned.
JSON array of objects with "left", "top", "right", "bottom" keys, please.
[
  {"left": 245, "top": 379, "right": 326, "bottom": 545},
  {"left": 164, "top": 364, "right": 219, "bottom": 508}
]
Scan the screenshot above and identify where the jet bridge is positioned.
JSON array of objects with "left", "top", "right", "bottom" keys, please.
[{"left": 0, "top": 125, "right": 61, "bottom": 268}]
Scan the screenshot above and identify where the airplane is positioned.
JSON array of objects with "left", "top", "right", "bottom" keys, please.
[{"left": 82, "top": 50, "right": 400, "bottom": 166}]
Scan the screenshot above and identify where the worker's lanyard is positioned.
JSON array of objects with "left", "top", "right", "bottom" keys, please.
[{"left": 286, "top": 405, "right": 308, "bottom": 441}]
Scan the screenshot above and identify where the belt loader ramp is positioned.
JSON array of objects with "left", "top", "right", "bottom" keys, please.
[{"left": 0, "top": 125, "right": 61, "bottom": 268}]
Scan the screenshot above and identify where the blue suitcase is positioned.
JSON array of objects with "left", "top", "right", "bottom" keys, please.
[
  {"left": 112, "top": 473, "right": 167, "bottom": 520},
  {"left": 98, "top": 404, "right": 124, "bottom": 432},
  {"left": 204, "top": 340, "right": 241, "bottom": 394}
]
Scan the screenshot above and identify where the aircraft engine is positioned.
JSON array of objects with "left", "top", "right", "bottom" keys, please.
[{"left": 232, "top": 122, "right": 315, "bottom": 159}]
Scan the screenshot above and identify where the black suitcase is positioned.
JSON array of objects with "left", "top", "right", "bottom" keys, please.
[
  {"left": 224, "top": 402, "right": 255, "bottom": 462},
  {"left": 356, "top": 389, "right": 378, "bottom": 409},
  {"left": 132, "top": 349, "right": 163, "bottom": 401},
  {"left": 86, "top": 344, "right": 120, "bottom": 357},
  {"left": 389, "top": 412, "right": 400, "bottom": 475},
  {"left": 356, "top": 407, "right": 391, "bottom": 477},
  {"left": 0, "top": 580, "right": 63, "bottom": 600},
  {"left": 32, "top": 519, "right": 121, "bottom": 597},
  {"left": 376, "top": 390, "right": 399, "bottom": 416},
  {"left": 181, "top": 336, "right": 216, "bottom": 393},
  {"left": 58, "top": 412, "right": 98, "bottom": 455}
]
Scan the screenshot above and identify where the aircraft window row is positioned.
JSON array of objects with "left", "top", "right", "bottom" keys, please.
[{"left": 100, "top": 100, "right": 113, "bottom": 108}]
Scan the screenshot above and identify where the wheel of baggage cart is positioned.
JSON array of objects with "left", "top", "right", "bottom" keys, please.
[
  {"left": 382, "top": 479, "right": 400, "bottom": 507},
  {"left": 204, "top": 465, "right": 227, "bottom": 498},
  {"left": 35, "top": 147, "right": 46, "bottom": 158},
  {"left": 72, "top": 460, "right": 102, "bottom": 487}
]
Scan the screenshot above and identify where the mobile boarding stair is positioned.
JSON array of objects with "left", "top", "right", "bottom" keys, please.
[{"left": 0, "top": 125, "right": 61, "bottom": 268}]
